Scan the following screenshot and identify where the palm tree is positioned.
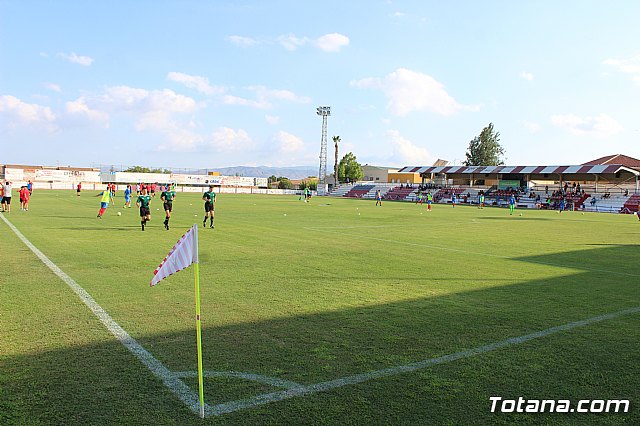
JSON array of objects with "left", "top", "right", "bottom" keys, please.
[{"left": 332, "top": 135, "right": 341, "bottom": 186}]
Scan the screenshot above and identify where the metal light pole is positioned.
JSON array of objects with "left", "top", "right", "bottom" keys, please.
[{"left": 316, "top": 106, "right": 330, "bottom": 195}]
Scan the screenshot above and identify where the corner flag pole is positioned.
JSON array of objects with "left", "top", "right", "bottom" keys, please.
[{"left": 193, "top": 224, "right": 205, "bottom": 418}]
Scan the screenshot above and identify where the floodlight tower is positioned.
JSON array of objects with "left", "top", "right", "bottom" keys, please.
[{"left": 316, "top": 106, "right": 331, "bottom": 193}]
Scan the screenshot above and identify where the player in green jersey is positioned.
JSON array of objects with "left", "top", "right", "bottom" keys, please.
[
  {"left": 136, "top": 187, "right": 152, "bottom": 231},
  {"left": 161, "top": 184, "right": 176, "bottom": 230},
  {"left": 202, "top": 185, "right": 216, "bottom": 229}
]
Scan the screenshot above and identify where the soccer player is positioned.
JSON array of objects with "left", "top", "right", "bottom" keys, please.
[
  {"left": 509, "top": 193, "right": 516, "bottom": 215},
  {"left": 27, "top": 180, "right": 33, "bottom": 195},
  {"left": 19, "top": 186, "right": 30, "bottom": 211},
  {"left": 375, "top": 189, "right": 382, "bottom": 206},
  {"left": 96, "top": 185, "right": 114, "bottom": 218},
  {"left": 202, "top": 185, "right": 216, "bottom": 228},
  {"left": 415, "top": 191, "right": 423, "bottom": 205},
  {"left": 478, "top": 192, "right": 485, "bottom": 209},
  {"left": 136, "top": 187, "right": 152, "bottom": 231},
  {"left": 452, "top": 193, "right": 457, "bottom": 208},
  {"left": 123, "top": 184, "right": 132, "bottom": 208},
  {"left": 2, "top": 181, "right": 13, "bottom": 213},
  {"left": 76, "top": 182, "right": 82, "bottom": 196},
  {"left": 161, "top": 184, "right": 176, "bottom": 230},
  {"left": 426, "top": 192, "right": 433, "bottom": 211},
  {"left": 303, "top": 186, "right": 310, "bottom": 203}
]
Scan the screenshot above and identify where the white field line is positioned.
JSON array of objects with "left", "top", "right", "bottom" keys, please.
[
  {"left": 304, "top": 227, "right": 638, "bottom": 278},
  {"left": 173, "top": 371, "right": 303, "bottom": 390},
  {"left": 208, "top": 305, "right": 640, "bottom": 416},
  {"left": 0, "top": 214, "right": 205, "bottom": 416}
]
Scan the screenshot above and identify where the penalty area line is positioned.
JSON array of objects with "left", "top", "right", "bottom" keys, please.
[
  {"left": 0, "top": 214, "right": 206, "bottom": 416},
  {"left": 208, "top": 305, "right": 640, "bottom": 416}
]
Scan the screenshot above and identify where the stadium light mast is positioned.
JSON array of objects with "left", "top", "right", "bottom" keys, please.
[{"left": 316, "top": 106, "right": 331, "bottom": 194}]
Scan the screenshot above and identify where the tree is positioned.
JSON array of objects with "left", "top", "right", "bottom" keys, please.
[
  {"left": 123, "top": 166, "right": 172, "bottom": 173},
  {"left": 332, "top": 135, "right": 341, "bottom": 185},
  {"left": 277, "top": 177, "right": 294, "bottom": 189},
  {"left": 464, "top": 123, "right": 505, "bottom": 166},
  {"left": 337, "top": 152, "right": 364, "bottom": 183}
]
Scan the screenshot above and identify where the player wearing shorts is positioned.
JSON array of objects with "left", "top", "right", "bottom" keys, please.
[
  {"left": 452, "top": 193, "right": 457, "bottom": 208},
  {"left": 478, "top": 192, "right": 485, "bottom": 209},
  {"left": 2, "top": 181, "right": 12, "bottom": 213},
  {"left": 375, "top": 189, "right": 382, "bottom": 206},
  {"left": 136, "top": 187, "right": 152, "bottom": 231},
  {"left": 19, "top": 186, "right": 30, "bottom": 211},
  {"left": 96, "top": 185, "right": 114, "bottom": 218},
  {"left": 202, "top": 185, "right": 216, "bottom": 229},
  {"left": 123, "top": 185, "right": 132, "bottom": 208},
  {"left": 426, "top": 192, "right": 433, "bottom": 211},
  {"left": 161, "top": 185, "right": 176, "bottom": 230}
]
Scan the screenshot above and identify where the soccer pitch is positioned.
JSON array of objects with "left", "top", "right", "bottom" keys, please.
[{"left": 1, "top": 190, "right": 638, "bottom": 425}]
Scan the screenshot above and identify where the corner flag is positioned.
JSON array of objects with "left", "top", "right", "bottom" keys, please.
[
  {"left": 150, "top": 224, "right": 199, "bottom": 286},
  {"left": 150, "top": 224, "right": 206, "bottom": 418}
]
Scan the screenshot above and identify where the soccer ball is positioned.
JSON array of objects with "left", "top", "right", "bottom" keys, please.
[
  {"left": 519, "top": 213, "right": 522, "bottom": 216},
  {"left": 117, "top": 212, "right": 121, "bottom": 216}
]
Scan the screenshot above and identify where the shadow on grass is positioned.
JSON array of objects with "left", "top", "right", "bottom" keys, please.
[{"left": 3, "top": 245, "right": 639, "bottom": 425}]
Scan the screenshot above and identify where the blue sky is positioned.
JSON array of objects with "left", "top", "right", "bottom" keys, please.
[{"left": 1, "top": 1, "right": 639, "bottom": 170}]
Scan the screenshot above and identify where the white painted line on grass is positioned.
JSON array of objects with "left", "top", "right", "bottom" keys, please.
[
  {"left": 173, "top": 371, "right": 303, "bottom": 390},
  {"left": 305, "top": 227, "right": 638, "bottom": 278},
  {"left": 0, "top": 214, "right": 206, "bottom": 416},
  {"left": 208, "top": 305, "right": 640, "bottom": 416}
]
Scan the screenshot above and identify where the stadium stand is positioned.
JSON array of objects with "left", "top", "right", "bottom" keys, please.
[
  {"left": 344, "top": 184, "right": 375, "bottom": 198},
  {"left": 583, "top": 194, "right": 630, "bottom": 213},
  {"left": 620, "top": 194, "right": 640, "bottom": 213},
  {"left": 383, "top": 186, "right": 416, "bottom": 201}
]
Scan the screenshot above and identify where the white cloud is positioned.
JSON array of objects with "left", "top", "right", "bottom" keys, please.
[
  {"left": 65, "top": 97, "right": 109, "bottom": 127},
  {"left": 551, "top": 113, "right": 623, "bottom": 136},
  {"left": 223, "top": 86, "right": 310, "bottom": 109},
  {"left": 58, "top": 52, "right": 94, "bottom": 66},
  {"left": 223, "top": 94, "right": 270, "bottom": 109},
  {"left": 351, "top": 68, "right": 478, "bottom": 116},
  {"left": 0, "top": 95, "right": 56, "bottom": 130},
  {"left": 101, "top": 86, "right": 149, "bottom": 109},
  {"left": 277, "top": 34, "right": 309, "bottom": 51},
  {"left": 387, "top": 129, "right": 434, "bottom": 164},
  {"left": 208, "top": 127, "right": 253, "bottom": 151},
  {"left": 225, "top": 35, "right": 260, "bottom": 47},
  {"left": 276, "top": 130, "right": 304, "bottom": 152},
  {"left": 167, "top": 72, "right": 225, "bottom": 95},
  {"left": 249, "top": 86, "right": 311, "bottom": 104},
  {"left": 523, "top": 121, "right": 542, "bottom": 133},
  {"left": 603, "top": 54, "right": 640, "bottom": 85},
  {"left": 101, "top": 86, "right": 197, "bottom": 113},
  {"left": 520, "top": 71, "right": 534, "bottom": 81},
  {"left": 265, "top": 115, "right": 280, "bottom": 125},
  {"left": 315, "top": 33, "right": 350, "bottom": 52},
  {"left": 44, "top": 82, "right": 61, "bottom": 92}
]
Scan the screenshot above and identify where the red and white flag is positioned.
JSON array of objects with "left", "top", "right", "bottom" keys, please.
[{"left": 150, "top": 224, "right": 199, "bottom": 286}]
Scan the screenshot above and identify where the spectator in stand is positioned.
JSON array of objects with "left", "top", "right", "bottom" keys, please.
[{"left": 624, "top": 189, "right": 629, "bottom": 197}]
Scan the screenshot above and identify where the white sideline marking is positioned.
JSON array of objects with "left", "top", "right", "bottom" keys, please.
[
  {"left": 0, "top": 214, "right": 205, "bottom": 416},
  {"left": 208, "top": 306, "right": 640, "bottom": 416},
  {"left": 305, "top": 227, "right": 638, "bottom": 278},
  {"left": 173, "top": 371, "right": 302, "bottom": 390}
]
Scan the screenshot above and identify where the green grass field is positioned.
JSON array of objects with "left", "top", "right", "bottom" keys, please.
[{"left": 1, "top": 190, "right": 638, "bottom": 425}]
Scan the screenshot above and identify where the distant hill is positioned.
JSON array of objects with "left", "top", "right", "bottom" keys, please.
[
  {"left": 209, "top": 166, "right": 318, "bottom": 180},
  {"left": 103, "top": 165, "right": 318, "bottom": 180}
]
